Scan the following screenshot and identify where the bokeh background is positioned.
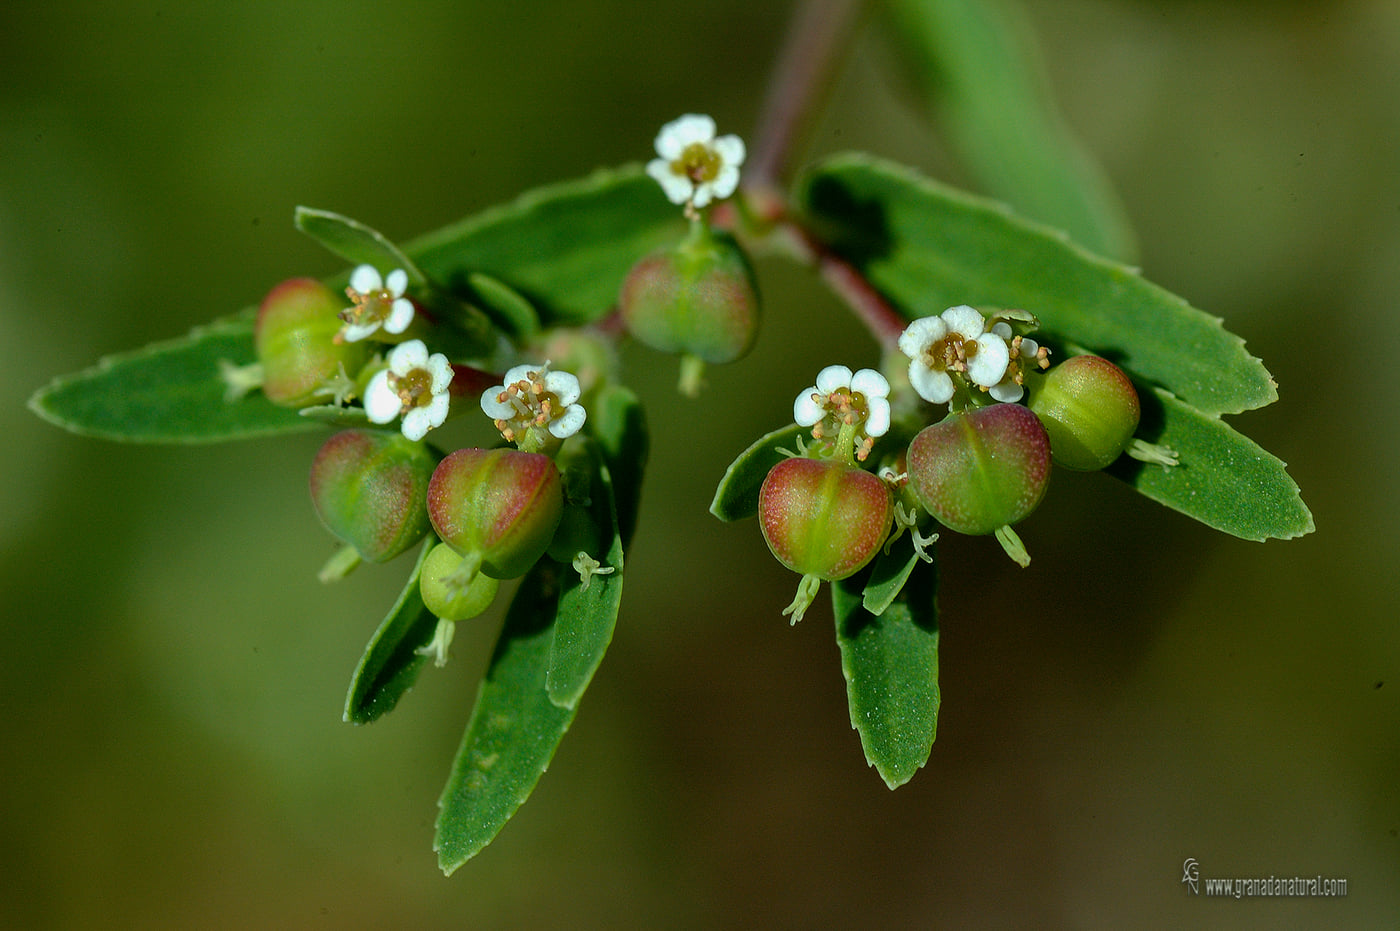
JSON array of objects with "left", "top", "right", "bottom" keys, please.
[{"left": 3, "top": 0, "right": 1397, "bottom": 926}]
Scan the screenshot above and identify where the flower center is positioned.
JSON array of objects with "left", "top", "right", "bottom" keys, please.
[
  {"left": 391, "top": 367, "right": 434, "bottom": 411},
  {"left": 924, "top": 334, "right": 979, "bottom": 376},
  {"left": 341, "top": 286, "right": 394, "bottom": 327},
  {"left": 674, "top": 142, "right": 721, "bottom": 184},
  {"left": 808, "top": 387, "right": 877, "bottom": 460}
]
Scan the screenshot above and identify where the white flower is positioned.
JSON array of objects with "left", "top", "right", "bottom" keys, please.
[
  {"left": 793, "top": 364, "right": 891, "bottom": 461},
  {"left": 897, "top": 305, "right": 1010, "bottom": 404},
  {"left": 339, "top": 265, "right": 415, "bottom": 343},
  {"left": 646, "top": 114, "right": 746, "bottom": 210},
  {"left": 480, "top": 362, "right": 587, "bottom": 446},
  {"left": 364, "top": 339, "right": 452, "bottom": 441},
  {"left": 987, "top": 322, "right": 1048, "bottom": 403}
]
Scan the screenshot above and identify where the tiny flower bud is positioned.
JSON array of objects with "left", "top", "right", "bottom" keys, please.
[
  {"left": 906, "top": 404, "right": 1051, "bottom": 563},
  {"left": 1026, "top": 355, "right": 1141, "bottom": 471},
  {"left": 427, "top": 447, "right": 564, "bottom": 581},
  {"left": 255, "top": 278, "right": 371, "bottom": 408},
  {"left": 759, "top": 457, "right": 893, "bottom": 623},
  {"left": 309, "top": 429, "right": 438, "bottom": 568}
]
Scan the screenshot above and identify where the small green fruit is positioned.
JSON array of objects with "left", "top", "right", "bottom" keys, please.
[
  {"left": 1027, "top": 355, "right": 1140, "bottom": 471},
  {"left": 309, "top": 429, "right": 438, "bottom": 564},
  {"left": 420, "top": 542, "right": 501, "bottom": 621},
  {"left": 906, "top": 403, "right": 1051, "bottom": 537},
  {"left": 619, "top": 228, "right": 760, "bottom": 365},
  {"left": 427, "top": 448, "right": 564, "bottom": 580},
  {"left": 255, "top": 278, "right": 369, "bottom": 407}
]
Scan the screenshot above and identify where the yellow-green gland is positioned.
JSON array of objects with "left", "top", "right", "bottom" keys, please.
[
  {"left": 618, "top": 228, "right": 760, "bottom": 365},
  {"left": 1026, "top": 355, "right": 1141, "bottom": 471},
  {"left": 255, "top": 278, "right": 370, "bottom": 408},
  {"left": 426, "top": 447, "right": 564, "bottom": 580},
  {"left": 420, "top": 542, "right": 501, "bottom": 621},
  {"left": 759, "top": 458, "right": 893, "bottom": 582},
  {"left": 906, "top": 404, "right": 1051, "bottom": 537},
  {"left": 309, "top": 429, "right": 438, "bottom": 563}
]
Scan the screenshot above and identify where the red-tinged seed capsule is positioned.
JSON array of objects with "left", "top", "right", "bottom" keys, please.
[
  {"left": 427, "top": 447, "right": 564, "bottom": 580},
  {"left": 759, "top": 457, "right": 893, "bottom": 582},
  {"left": 1026, "top": 355, "right": 1141, "bottom": 471},
  {"left": 619, "top": 228, "right": 760, "bottom": 365},
  {"left": 255, "top": 278, "right": 370, "bottom": 408},
  {"left": 906, "top": 404, "right": 1051, "bottom": 537},
  {"left": 309, "top": 429, "right": 438, "bottom": 563}
]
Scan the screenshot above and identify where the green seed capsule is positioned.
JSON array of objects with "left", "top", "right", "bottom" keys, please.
[
  {"left": 420, "top": 542, "right": 501, "bottom": 621},
  {"left": 906, "top": 404, "right": 1051, "bottom": 537},
  {"left": 309, "top": 429, "right": 438, "bottom": 564},
  {"left": 1026, "top": 355, "right": 1140, "bottom": 471},
  {"left": 427, "top": 447, "right": 564, "bottom": 581},
  {"left": 255, "top": 278, "right": 369, "bottom": 408}
]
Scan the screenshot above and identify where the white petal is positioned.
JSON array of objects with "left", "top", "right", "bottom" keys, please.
[
  {"left": 400, "top": 408, "right": 431, "bottom": 442},
  {"left": 908, "top": 361, "right": 955, "bottom": 404},
  {"left": 864, "top": 398, "right": 891, "bottom": 437},
  {"left": 850, "top": 368, "right": 890, "bottom": 400},
  {"left": 364, "top": 371, "right": 402, "bottom": 424},
  {"left": 941, "top": 305, "right": 986, "bottom": 338},
  {"left": 1020, "top": 336, "right": 1040, "bottom": 358},
  {"left": 548, "top": 404, "right": 586, "bottom": 438},
  {"left": 814, "top": 364, "right": 853, "bottom": 394},
  {"left": 661, "top": 114, "right": 716, "bottom": 153},
  {"left": 350, "top": 265, "right": 382, "bottom": 294},
  {"left": 385, "top": 268, "right": 408, "bottom": 297},
  {"left": 480, "top": 387, "right": 514, "bottom": 419},
  {"left": 384, "top": 298, "right": 415, "bottom": 334},
  {"left": 708, "top": 166, "right": 740, "bottom": 202},
  {"left": 427, "top": 354, "right": 454, "bottom": 393},
  {"left": 966, "top": 334, "right": 1010, "bottom": 387},
  {"left": 690, "top": 184, "right": 714, "bottom": 208},
  {"left": 712, "top": 134, "right": 746, "bottom": 168},
  {"left": 503, "top": 363, "right": 539, "bottom": 386},
  {"left": 388, "top": 339, "right": 429, "bottom": 374},
  {"left": 898, "top": 316, "right": 946, "bottom": 358},
  {"left": 339, "top": 321, "right": 380, "bottom": 343},
  {"left": 793, "top": 387, "right": 824, "bottom": 426},
  {"left": 544, "top": 370, "right": 581, "bottom": 406},
  {"left": 991, "top": 321, "right": 1013, "bottom": 340},
  {"left": 988, "top": 380, "right": 1025, "bottom": 404},
  {"left": 425, "top": 393, "right": 451, "bottom": 429}
]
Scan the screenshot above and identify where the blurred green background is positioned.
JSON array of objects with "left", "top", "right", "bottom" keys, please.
[{"left": 3, "top": 0, "right": 1397, "bottom": 926}]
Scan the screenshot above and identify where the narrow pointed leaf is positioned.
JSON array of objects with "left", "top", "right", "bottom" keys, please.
[
  {"left": 797, "top": 155, "right": 1276, "bottom": 416},
  {"left": 861, "top": 533, "right": 926, "bottom": 616},
  {"left": 1108, "top": 388, "right": 1313, "bottom": 541},
  {"left": 405, "top": 165, "right": 686, "bottom": 326},
  {"left": 833, "top": 558, "right": 940, "bottom": 789},
  {"left": 881, "top": 0, "right": 1135, "bottom": 260},
  {"left": 435, "top": 561, "right": 574, "bottom": 874},
  {"left": 546, "top": 442, "right": 624, "bottom": 709},
  {"left": 463, "top": 272, "right": 541, "bottom": 343},
  {"left": 27, "top": 313, "right": 316, "bottom": 443},
  {"left": 710, "top": 423, "right": 806, "bottom": 522},
  {"left": 588, "top": 384, "right": 648, "bottom": 548},
  {"left": 343, "top": 534, "right": 441, "bottom": 724},
  {"left": 295, "top": 207, "right": 427, "bottom": 286}
]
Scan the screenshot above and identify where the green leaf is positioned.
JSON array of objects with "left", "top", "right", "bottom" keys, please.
[
  {"left": 27, "top": 313, "right": 317, "bottom": 443},
  {"left": 861, "top": 533, "right": 926, "bottom": 616},
  {"left": 710, "top": 423, "right": 807, "bottom": 522},
  {"left": 588, "top": 384, "right": 648, "bottom": 548},
  {"left": 797, "top": 154, "right": 1277, "bottom": 417},
  {"left": 405, "top": 165, "right": 687, "bottom": 327},
  {"left": 1108, "top": 388, "right": 1313, "bottom": 541},
  {"left": 435, "top": 561, "right": 574, "bottom": 874},
  {"left": 343, "top": 534, "right": 441, "bottom": 725},
  {"left": 880, "top": 0, "right": 1135, "bottom": 260},
  {"left": 545, "top": 440, "right": 624, "bottom": 709},
  {"left": 833, "top": 557, "right": 940, "bottom": 789},
  {"left": 462, "top": 272, "right": 541, "bottom": 344},
  {"left": 295, "top": 207, "right": 427, "bottom": 286}
]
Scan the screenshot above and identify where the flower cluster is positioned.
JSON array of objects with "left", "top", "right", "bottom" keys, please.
[
  {"left": 793, "top": 365, "right": 891, "bottom": 462},
  {"left": 480, "top": 363, "right": 586, "bottom": 450},
  {"left": 897, "top": 305, "right": 1049, "bottom": 406},
  {"left": 646, "top": 114, "right": 745, "bottom": 214}
]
